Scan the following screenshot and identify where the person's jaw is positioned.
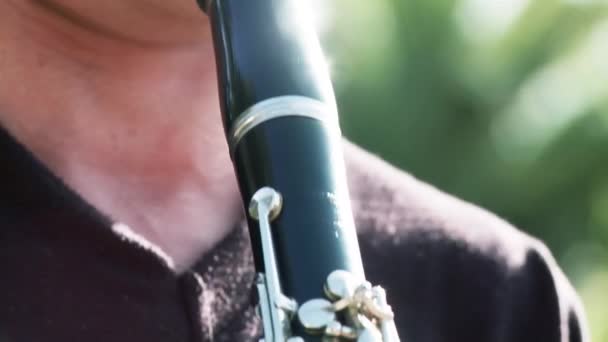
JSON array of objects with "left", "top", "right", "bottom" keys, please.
[{"left": 6, "top": 0, "right": 212, "bottom": 50}]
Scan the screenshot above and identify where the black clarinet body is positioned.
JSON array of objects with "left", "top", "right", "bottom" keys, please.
[{"left": 198, "top": 1, "right": 400, "bottom": 340}]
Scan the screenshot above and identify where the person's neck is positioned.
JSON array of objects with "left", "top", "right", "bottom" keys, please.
[{"left": 0, "top": 1, "right": 243, "bottom": 272}]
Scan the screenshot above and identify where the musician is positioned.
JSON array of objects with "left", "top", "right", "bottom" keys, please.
[{"left": 0, "top": 1, "right": 588, "bottom": 341}]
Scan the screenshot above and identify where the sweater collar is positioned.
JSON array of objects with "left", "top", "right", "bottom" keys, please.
[{"left": 0, "top": 125, "right": 260, "bottom": 340}]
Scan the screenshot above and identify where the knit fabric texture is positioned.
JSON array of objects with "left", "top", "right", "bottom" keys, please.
[{"left": 0, "top": 128, "right": 587, "bottom": 342}]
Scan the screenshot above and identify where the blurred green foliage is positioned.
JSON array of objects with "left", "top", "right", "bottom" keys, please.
[{"left": 323, "top": 0, "right": 608, "bottom": 340}]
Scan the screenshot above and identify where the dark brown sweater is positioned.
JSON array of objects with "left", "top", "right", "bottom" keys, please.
[{"left": 0, "top": 127, "right": 587, "bottom": 342}]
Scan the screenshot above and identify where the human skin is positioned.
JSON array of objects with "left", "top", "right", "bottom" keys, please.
[{"left": 0, "top": 0, "right": 242, "bottom": 272}]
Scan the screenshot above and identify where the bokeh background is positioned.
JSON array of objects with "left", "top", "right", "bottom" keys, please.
[{"left": 316, "top": 0, "right": 608, "bottom": 340}]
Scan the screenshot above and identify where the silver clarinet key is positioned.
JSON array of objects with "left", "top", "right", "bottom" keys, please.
[
  {"left": 372, "top": 287, "right": 400, "bottom": 342},
  {"left": 286, "top": 338, "right": 305, "bottom": 342},
  {"left": 325, "top": 270, "right": 362, "bottom": 301},
  {"left": 325, "top": 321, "right": 344, "bottom": 338},
  {"left": 297, "top": 299, "right": 336, "bottom": 333},
  {"left": 357, "top": 315, "right": 383, "bottom": 342},
  {"left": 325, "top": 320, "right": 358, "bottom": 340},
  {"left": 357, "top": 328, "right": 383, "bottom": 342}
]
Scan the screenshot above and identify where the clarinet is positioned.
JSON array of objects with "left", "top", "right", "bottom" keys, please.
[{"left": 198, "top": 1, "right": 400, "bottom": 341}]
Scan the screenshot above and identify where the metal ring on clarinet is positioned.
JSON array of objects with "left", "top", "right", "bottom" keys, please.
[{"left": 228, "top": 95, "right": 341, "bottom": 155}]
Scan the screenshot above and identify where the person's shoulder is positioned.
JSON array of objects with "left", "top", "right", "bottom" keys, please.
[
  {"left": 343, "top": 141, "right": 588, "bottom": 342},
  {"left": 344, "top": 139, "right": 544, "bottom": 271}
]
